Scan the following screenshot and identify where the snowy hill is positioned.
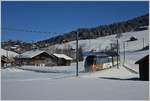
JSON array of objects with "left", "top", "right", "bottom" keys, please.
[{"left": 49, "top": 30, "right": 149, "bottom": 52}]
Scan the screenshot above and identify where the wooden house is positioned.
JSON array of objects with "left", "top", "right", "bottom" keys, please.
[
  {"left": 135, "top": 55, "right": 149, "bottom": 81},
  {"left": 1, "top": 48, "right": 18, "bottom": 68},
  {"left": 52, "top": 53, "right": 73, "bottom": 66},
  {"left": 1, "top": 55, "right": 16, "bottom": 68},
  {"left": 15, "top": 50, "right": 57, "bottom": 66},
  {"left": 1, "top": 55, "right": 8, "bottom": 68}
]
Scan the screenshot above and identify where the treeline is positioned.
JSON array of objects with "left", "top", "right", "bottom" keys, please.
[{"left": 37, "top": 13, "right": 149, "bottom": 47}]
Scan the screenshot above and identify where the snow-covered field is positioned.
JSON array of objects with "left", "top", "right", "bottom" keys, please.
[
  {"left": 1, "top": 77, "right": 149, "bottom": 100},
  {"left": 1, "top": 30, "right": 149, "bottom": 100}
]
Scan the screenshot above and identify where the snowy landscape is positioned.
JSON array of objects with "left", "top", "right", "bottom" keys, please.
[
  {"left": 1, "top": 30, "right": 149, "bottom": 100},
  {"left": 1, "top": 1, "right": 149, "bottom": 100}
]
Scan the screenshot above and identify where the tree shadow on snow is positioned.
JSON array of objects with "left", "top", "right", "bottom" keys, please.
[
  {"left": 99, "top": 77, "right": 140, "bottom": 81},
  {"left": 18, "top": 68, "right": 72, "bottom": 74}
]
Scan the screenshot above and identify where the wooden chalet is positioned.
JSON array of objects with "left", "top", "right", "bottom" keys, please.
[
  {"left": 135, "top": 55, "right": 149, "bottom": 81},
  {"left": 15, "top": 50, "right": 73, "bottom": 66},
  {"left": 1, "top": 55, "right": 8, "bottom": 68},
  {"left": 15, "top": 50, "right": 57, "bottom": 66},
  {"left": 53, "top": 53, "right": 73, "bottom": 66}
]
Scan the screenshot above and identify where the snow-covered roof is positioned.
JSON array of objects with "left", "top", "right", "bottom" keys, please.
[
  {"left": 53, "top": 53, "right": 73, "bottom": 60},
  {"left": 83, "top": 51, "right": 110, "bottom": 57},
  {"left": 1, "top": 48, "right": 19, "bottom": 58},
  {"left": 18, "top": 50, "right": 48, "bottom": 58},
  {"left": 135, "top": 54, "right": 149, "bottom": 64}
]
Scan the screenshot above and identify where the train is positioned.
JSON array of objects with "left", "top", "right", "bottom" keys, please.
[{"left": 84, "top": 52, "right": 119, "bottom": 72}]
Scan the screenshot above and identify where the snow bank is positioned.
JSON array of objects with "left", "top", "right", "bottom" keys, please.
[
  {"left": 16, "top": 62, "right": 84, "bottom": 73},
  {"left": 1, "top": 68, "right": 25, "bottom": 73}
]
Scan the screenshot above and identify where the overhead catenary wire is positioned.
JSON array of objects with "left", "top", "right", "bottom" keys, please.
[
  {"left": 1, "top": 27, "right": 62, "bottom": 39},
  {"left": 2, "top": 27, "right": 75, "bottom": 46},
  {"left": 2, "top": 27, "right": 53, "bottom": 34}
]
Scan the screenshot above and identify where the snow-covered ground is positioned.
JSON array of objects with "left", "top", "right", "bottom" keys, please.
[
  {"left": 1, "top": 62, "right": 84, "bottom": 82},
  {"left": 1, "top": 77, "right": 149, "bottom": 100},
  {"left": 1, "top": 61, "right": 149, "bottom": 100},
  {"left": 1, "top": 30, "right": 149, "bottom": 100}
]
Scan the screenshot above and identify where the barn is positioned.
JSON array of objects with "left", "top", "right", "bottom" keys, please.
[
  {"left": 53, "top": 53, "right": 73, "bottom": 66},
  {"left": 135, "top": 55, "right": 149, "bottom": 81},
  {"left": 15, "top": 50, "right": 57, "bottom": 66}
]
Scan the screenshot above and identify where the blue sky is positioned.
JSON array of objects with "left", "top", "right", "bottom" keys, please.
[{"left": 1, "top": 1, "right": 149, "bottom": 42}]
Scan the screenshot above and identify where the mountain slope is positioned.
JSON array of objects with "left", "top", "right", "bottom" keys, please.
[
  {"left": 37, "top": 13, "right": 149, "bottom": 47},
  {"left": 47, "top": 30, "right": 149, "bottom": 52}
]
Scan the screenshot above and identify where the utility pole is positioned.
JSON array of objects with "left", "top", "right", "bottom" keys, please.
[
  {"left": 76, "top": 31, "right": 79, "bottom": 77},
  {"left": 117, "top": 39, "right": 119, "bottom": 69},
  {"left": 123, "top": 42, "right": 125, "bottom": 65},
  {"left": 89, "top": 39, "right": 91, "bottom": 51},
  {"left": 110, "top": 43, "right": 114, "bottom": 66},
  {"left": 143, "top": 38, "right": 144, "bottom": 49},
  {"left": 6, "top": 50, "right": 8, "bottom": 68}
]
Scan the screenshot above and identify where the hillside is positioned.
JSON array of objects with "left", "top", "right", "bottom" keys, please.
[
  {"left": 37, "top": 13, "right": 149, "bottom": 48},
  {"left": 47, "top": 30, "right": 149, "bottom": 53}
]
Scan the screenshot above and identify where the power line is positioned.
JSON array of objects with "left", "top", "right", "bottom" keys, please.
[{"left": 2, "top": 27, "right": 61, "bottom": 36}]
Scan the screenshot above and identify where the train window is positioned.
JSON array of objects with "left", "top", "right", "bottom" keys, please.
[
  {"left": 96, "top": 57, "right": 100, "bottom": 64},
  {"left": 101, "top": 57, "right": 111, "bottom": 63},
  {"left": 107, "top": 57, "right": 111, "bottom": 62},
  {"left": 85, "top": 56, "right": 96, "bottom": 66}
]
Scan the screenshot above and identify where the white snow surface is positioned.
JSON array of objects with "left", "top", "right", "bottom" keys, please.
[
  {"left": 1, "top": 77, "right": 149, "bottom": 100},
  {"left": 1, "top": 61, "right": 149, "bottom": 100},
  {"left": 17, "top": 50, "right": 46, "bottom": 58}
]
